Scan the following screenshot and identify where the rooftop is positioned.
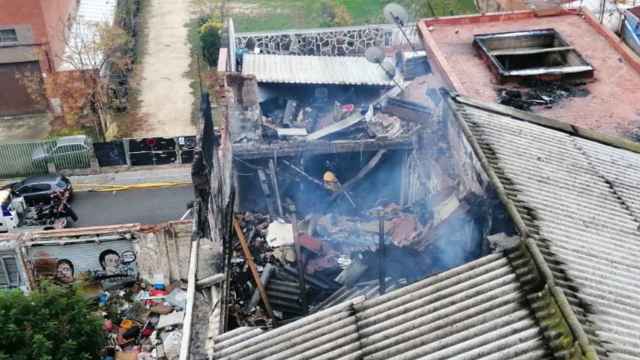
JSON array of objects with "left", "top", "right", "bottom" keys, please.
[
  {"left": 242, "top": 54, "right": 396, "bottom": 86},
  {"left": 419, "top": 9, "right": 640, "bottom": 138}
]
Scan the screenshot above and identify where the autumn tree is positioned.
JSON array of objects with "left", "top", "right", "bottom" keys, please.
[{"left": 48, "top": 18, "right": 133, "bottom": 139}]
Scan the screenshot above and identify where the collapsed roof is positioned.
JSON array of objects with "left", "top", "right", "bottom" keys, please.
[{"left": 203, "top": 93, "right": 640, "bottom": 359}]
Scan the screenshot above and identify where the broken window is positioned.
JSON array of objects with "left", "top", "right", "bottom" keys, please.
[{"left": 473, "top": 29, "right": 593, "bottom": 83}]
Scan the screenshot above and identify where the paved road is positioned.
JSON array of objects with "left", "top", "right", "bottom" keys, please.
[{"left": 72, "top": 186, "right": 194, "bottom": 227}]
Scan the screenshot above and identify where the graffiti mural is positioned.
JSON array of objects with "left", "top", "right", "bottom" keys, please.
[{"left": 28, "top": 238, "right": 138, "bottom": 289}]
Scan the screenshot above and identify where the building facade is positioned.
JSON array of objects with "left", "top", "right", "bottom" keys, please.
[{"left": 0, "top": 0, "right": 76, "bottom": 116}]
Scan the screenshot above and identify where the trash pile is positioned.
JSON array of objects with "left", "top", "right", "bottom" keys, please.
[
  {"left": 98, "top": 277, "right": 188, "bottom": 360},
  {"left": 497, "top": 79, "right": 590, "bottom": 111}
]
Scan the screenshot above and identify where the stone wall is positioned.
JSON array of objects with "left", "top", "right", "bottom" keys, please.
[{"left": 235, "top": 24, "right": 419, "bottom": 56}]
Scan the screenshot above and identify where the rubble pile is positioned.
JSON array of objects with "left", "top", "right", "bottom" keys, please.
[
  {"left": 497, "top": 79, "right": 590, "bottom": 111},
  {"left": 227, "top": 195, "right": 484, "bottom": 328},
  {"left": 96, "top": 280, "right": 188, "bottom": 360},
  {"left": 234, "top": 85, "right": 419, "bottom": 144}
]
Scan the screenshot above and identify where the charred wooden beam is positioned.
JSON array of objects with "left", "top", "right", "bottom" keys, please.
[{"left": 233, "top": 137, "right": 414, "bottom": 160}]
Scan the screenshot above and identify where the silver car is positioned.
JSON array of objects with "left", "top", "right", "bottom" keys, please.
[{"left": 31, "top": 136, "right": 91, "bottom": 168}]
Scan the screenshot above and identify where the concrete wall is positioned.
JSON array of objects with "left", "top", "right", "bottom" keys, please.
[{"left": 26, "top": 236, "right": 138, "bottom": 289}]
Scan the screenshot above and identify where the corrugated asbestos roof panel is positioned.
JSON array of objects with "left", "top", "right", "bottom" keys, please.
[
  {"left": 213, "top": 252, "right": 554, "bottom": 360},
  {"left": 456, "top": 98, "right": 640, "bottom": 359},
  {"left": 242, "top": 54, "right": 395, "bottom": 86}
]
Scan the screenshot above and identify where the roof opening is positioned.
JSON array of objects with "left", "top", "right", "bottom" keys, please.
[{"left": 473, "top": 29, "right": 594, "bottom": 83}]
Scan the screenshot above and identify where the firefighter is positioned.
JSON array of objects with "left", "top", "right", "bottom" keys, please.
[{"left": 323, "top": 170, "right": 340, "bottom": 192}]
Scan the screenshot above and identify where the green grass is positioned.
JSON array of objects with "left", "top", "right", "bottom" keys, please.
[
  {"left": 229, "top": 0, "right": 385, "bottom": 32},
  {"left": 227, "top": 0, "right": 477, "bottom": 32}
]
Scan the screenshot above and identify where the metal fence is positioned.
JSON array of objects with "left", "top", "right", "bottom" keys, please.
[
  {"left": 0, "top": 135, "right": 195, "bottom": 179},
  {"left": 0, "top": 139, "right": 91, "bottom": 178},
  {"left": 94, "top": 136, "right": 196, "bottom": 168}
]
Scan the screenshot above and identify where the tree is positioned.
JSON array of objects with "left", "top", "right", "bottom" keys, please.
[
  {"left": 320, "top": 0, "right": 353, "bottom": 27},
  {"left": 0, "top": 283, "right": 105, "bottom": 360},
  {"left": 50, "top": 18, "right": 133, "bottom": 139},
  {"left": 200, "top": 19, "right": 223, "bottom": 67}
]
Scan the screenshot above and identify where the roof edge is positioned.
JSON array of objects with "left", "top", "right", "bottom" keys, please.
[
  {"left": 445, "top": 94, "right": 600, "bottom": 359},
  {"left": 451, "top": 93, "right": 640, "bottom": 154}
]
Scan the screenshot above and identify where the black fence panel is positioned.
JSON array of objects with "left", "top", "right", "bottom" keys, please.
[
  {"left": 130, "top": 152, "right": 155, "bottom": 166},
  {"left": 94, "top": 141, "right": 127, "bottom": 167}
]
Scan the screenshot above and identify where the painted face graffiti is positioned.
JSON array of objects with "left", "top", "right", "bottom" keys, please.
[
  {"left": 55, "top": 259, "right": 75, "bottom": 284},
  {"left": 99, "top": 249, "right": 121, "bottom": 275}
]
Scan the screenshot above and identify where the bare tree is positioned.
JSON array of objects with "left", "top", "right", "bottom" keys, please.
[{"left": 50, "top": 17, "right": 133, "bottom": 139}]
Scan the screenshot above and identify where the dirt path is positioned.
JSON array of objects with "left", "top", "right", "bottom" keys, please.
[{"left": 135, "top": 0, "right": 197, "bottom": 137}]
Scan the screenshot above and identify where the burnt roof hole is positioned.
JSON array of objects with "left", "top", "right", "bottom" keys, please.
[{"left": 473, "top": 29, "right": 594, "bottom": 83}]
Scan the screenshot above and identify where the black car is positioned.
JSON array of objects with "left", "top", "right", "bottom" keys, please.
[{"left": 11, "top": 175, "right": 73, "bottom": 205}]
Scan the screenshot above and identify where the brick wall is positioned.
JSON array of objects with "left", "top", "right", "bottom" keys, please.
[
  {"left": 0, "top": 0, "right": 76, "bottom": 70},
  {"left": 0, "top": 0, "right": 47, "bottom": 43},
  {"left": 40, "top": 0, "right": 77, "bottom": 70}
]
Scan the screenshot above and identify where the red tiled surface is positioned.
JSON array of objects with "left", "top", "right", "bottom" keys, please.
[{"left": 421, "top": 12, "right": 640, "bottom": 136}]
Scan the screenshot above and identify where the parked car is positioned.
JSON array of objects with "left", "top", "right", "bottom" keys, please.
[
  {"left": 31, "top": 135, "right": 91, "bottom": 169},
  {"left": 11, "top": 175, "right": 73, "bottom": 206}
]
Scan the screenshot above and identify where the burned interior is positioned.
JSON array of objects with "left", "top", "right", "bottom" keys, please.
[
  {"left": 473, "top": 29, "right": 594, "bottom": 83},
  {"left": 219, "top": 74, "right": 518, "bottom": 329}
]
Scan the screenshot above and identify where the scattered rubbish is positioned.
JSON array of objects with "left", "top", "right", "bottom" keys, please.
[{"left": 497, "top": 80, "right": 590, "bottom": 111}]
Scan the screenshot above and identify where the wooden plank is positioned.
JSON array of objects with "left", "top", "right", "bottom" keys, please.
[
  {"left": 178, "top": 239, "right": 199, "bottom": 360},
  {"left": 233, "top": 218, "right": 275, "bottom": 319},
  {"left": 268, "top": 159, "right": 283, "bottom": 217},
  {"left": 306, "top": 113, "right": 364, "bottom": 141}
]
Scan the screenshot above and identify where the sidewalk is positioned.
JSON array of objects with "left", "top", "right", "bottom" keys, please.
[{"left": 69, "top": 164, "right": 192, "bottom": 191}]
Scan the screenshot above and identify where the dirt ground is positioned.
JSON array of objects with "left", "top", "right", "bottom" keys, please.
[
  {"left": 134, "top": 0, "right": 197, "bottom": 138},
  {"left": 0, "top": 113, "right": 51, "bottom": 142}
]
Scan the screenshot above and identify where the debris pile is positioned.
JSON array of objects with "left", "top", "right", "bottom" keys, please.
[
  {"left": 231, "top": 83, "right": 421, "bottom": 144},
  {"left": 97, "top": 279, "right": 188, "bottom": 360},
  {"left": 497, "top": 80, "right": 590, "bottom": 111},
  {"left": 226, "top": 188, "right": 495, "bottom": 328}
]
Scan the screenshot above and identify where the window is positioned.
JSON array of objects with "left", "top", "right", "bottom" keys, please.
[
  {"left": 0, "top": 255, "right": 20, "bottom": 288},
  {"left": 473, "top": 29, "right": 593, "bottom": 83},
  {"left": 0, "top": 29, "right": 18, "bottom": 43},
  {"left": 30, "top": 183, "right": 51, "bottom": 192}
]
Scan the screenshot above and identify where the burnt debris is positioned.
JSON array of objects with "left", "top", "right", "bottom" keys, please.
[{"left": 497, "top": 80, "right": 589, "bottom": 111}]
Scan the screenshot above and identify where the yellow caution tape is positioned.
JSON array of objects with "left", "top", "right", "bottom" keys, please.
[{"left": 76, "top": 181, "right": 191, "bottom": 192}]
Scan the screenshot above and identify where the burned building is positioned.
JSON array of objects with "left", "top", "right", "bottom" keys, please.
[{"left": 183, "top": 10, "right": 640, "bottom": 360}]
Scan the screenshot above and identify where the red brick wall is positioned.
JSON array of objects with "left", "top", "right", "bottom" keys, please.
[
  {"left": 0, "top": 0, "right": 47, "bottom": 42},
  {"left": 0, "top": 0, "right": 76, "bottom": 70},
  {"left": 40, "top": 0, "right": 77, "bottom": 70}
]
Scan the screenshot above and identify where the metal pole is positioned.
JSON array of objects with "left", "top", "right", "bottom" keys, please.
[
  {"left": 377, "top": 63, "right": 404, "bottom": 90},
  {"left": 378, "top": 213, "right": 386, "bottom": 295},
  {"left": 391, "top": 15, "right": 418, "bottom": 53}
]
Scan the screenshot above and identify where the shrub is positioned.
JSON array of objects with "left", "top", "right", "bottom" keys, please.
[
  {"left": 200, "top": 19, "right": 223, "bottom": 67},
  {"left": 320, "top": 0, "right": 353, "bottom": 27},
  {"left": 0, "top": 284, "right": 105, "bottom": 360}
]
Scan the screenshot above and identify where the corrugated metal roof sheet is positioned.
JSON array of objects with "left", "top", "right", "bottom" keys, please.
[
  {"left": 242, "top": 54, "right": 395, "bottom": 86},
  {"left": 454, "top": 95, "right": 640, "bottom": 359},
  {"left": 213, "top": 252, "right": 555, "bottom": 360}
]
